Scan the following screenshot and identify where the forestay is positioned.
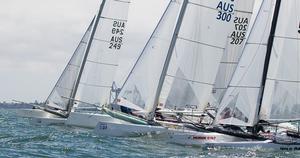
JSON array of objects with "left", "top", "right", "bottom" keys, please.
[
  {"left": 213, "top": 0, "right": 255, "bottom": 105},
  {"left": 160, "top": 0, "right": 235, "bottom": 112},
  {"left": 74, "top": 0, "right": 130, "bottom": 107},
  {"left": 119, "top": 0, "right": 182, "bottom": 114},
  {"left": 45, "top": 20, "right": 94, "bottom": 111},
  {"left": 215, "top": 0, "right": 276, "bottom": 127},
  {"left": 260, "top": 0, "right": 300, "bottom": 122}
]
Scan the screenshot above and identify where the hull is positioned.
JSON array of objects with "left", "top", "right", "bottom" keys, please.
[
  {"left": 205, "top": 140, "right": 300, "bottom": 151},
  {"left": 166, "top": 129, "right": 246, "bottom": 146},
  {"left": 16, "top": 109, "right": 62, "bottom": 119},
  {"left": 94, "top": 121, "right": 167, "bottom": 137},
  {"left": 65, "top": 112, "right": 128, "bottom": 129},
  {"left": 16, "top": 109, "right": 126, "bottom": 129},
  {"left": 17, "top": 109, "right": 66, "bottom": 125}
]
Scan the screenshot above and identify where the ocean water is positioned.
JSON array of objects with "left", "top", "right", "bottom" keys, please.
[{"left": 1, "top": 109, "right": 300, "bottom": 158}]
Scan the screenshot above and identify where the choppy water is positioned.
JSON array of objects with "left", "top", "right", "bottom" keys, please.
[{"left": 1, "top": 109, "right": 300, "bottom": 157}]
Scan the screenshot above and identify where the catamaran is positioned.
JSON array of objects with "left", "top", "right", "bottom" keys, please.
[
  {"left": 94, "top": 0, "right": 240, "bottom": 136},
  {"left": 171, "top": 0, "right": 300, "bottom": 150},
  {"left": 17, "top": 0, "right": 132, "bottom": 128}
]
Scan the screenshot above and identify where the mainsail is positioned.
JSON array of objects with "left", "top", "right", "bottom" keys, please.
[
  {"left": 160, "top": 0, "right": 235, "bottom": 112},
  {"left": 215, "top": 0, "right": 276, "bottom": 126},
  {"left": 73, "top": 0, "right": 131, "bottom": 108},
  {"left": 259, "top": 0, "right": 300, "bottom": 122},
  {"left": 45, "top": 19, "right": 94, "bottom": 111},
  {"left": 213, "top": 0, "right": 255, "bottom": 104},
  {"left": 120, "top": 0, "right": 236, "bottom": 119},
  {"left": 119, "top": 0, "right": 183, "bottom": 116}
]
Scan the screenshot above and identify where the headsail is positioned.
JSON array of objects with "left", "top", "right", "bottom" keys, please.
[
  {"left": 259, "top": 0, "right": 300, "bottom": 122},
  {"left": 215, "top": 0, "right": 276, "bottom": 127},
  {"left": 74, "top": 0, "right": 131, "bottom": 108},
  {"left": 213, "top": 0, "right": 255, "bottom": 105},
  {"left": 45, "top": 19, "right": 94, "bottom": 111},
  {"left": 160, "top": 0, "right": 235, "bottom": 112}
]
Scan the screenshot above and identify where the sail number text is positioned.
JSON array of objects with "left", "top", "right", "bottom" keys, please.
[
  {"left": 230, "top": 17, "right": 249, "bottom": 45},
  {"left": 109, "top": 21, "right": 126, "bottom": 50},
  {"left": 216, "top": 0, "right": 234, "bottom": 22}
]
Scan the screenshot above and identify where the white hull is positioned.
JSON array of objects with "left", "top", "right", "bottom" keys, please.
[
  {"left": 166, "top": 129, "right": 246, "bottom": 146},
  {"left": 16, "top": 109, "right": 126, "bottom": 129},
  {"left": 65, "top": 112, "right": 127, "bottom": 129},
  {"left": 17, "top": 109, "right": 66, "bottom": 125},
  {"left": 205, "top": 140, "right": 300, "bottom": 151},
  {"left": 16, "top": 109, "right": 62, "bottom": 119},
  {"left": 94, "top": 121, "right": 167, "bottom": 137}
]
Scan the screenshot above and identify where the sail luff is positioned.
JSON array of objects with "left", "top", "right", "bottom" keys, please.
[
  {"left": 257, "top": 0, "right": 281, "bottom": 116},
  {"left": 116, "top": 0, "right": 174, "bottom": 102},
  {"left": 67, "top": 0, "right": 107, "bottom": 114},
  {"left": 147, "top": 0, "right": 188, "bottom": 121}
]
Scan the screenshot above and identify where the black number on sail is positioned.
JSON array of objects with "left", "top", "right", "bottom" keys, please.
[{"left": 216, "top": 0, "right": 234, "bottom": 22}]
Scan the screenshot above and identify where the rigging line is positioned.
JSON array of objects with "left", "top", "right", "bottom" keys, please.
[
  {"left": 267, "top": 78, "right": 300, "bottom": 83},
  {"left": 93, "top": 38, "right": 110, "bottom": 43},
  {"left": 86, "top": 59, "right": 118, "bottom": 67},
  {"left": 177, "top": 36, "right": 225, "bottom": 50},
  {"left": 166, "top": 74, "right": 214, "bottom": 86},
  {"left": 79, "top": 82, "right": 111, "bottom": 88},
  {"left": 100, "top": 16, "right": 128, "bottom": 22},
  {"left": 114, "top": 0, "right": 130, "bottom": 4},
  {"left": 188, "top": 2, "right": 236, "bottom": 14}
]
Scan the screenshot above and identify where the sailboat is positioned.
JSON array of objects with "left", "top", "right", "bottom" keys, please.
[
  {"left": 206, "top": 0, "right": 300, "bottom": 149},
  {"left": 94, "top": 0, "right": 238, "bottom": 137},
  {"left": 17, "top": 0, "right": 132, "bottom": 128},
  {"left": 173, "top": 0, "right": 300, "bottom": 149}
]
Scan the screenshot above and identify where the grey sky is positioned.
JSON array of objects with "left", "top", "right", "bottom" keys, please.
[{"left": 0, "top": 0, "right": 168, "bottom": 102}]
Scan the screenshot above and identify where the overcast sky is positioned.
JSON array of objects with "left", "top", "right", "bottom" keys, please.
[
  {"left": 0, "top": 0, "right": 262, "bottom": 103},
  {"left": 0, "top": 0, "right": 168, "bottom": 102}
]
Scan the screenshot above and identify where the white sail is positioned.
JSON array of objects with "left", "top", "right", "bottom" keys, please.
[
  {"left": 119, "top": 0, "right": 182, "bottom": 114},
  {"left": 75, "top": 0, "right": 130, "bottom": 107},
  {"left": 161, "top": 0, "right": 235, "bottom": 111},
  {"left": 215, "top": 0, "right": 276, "bottom": 126},
  {"left": 45, "top": 19, "right": 94, "bottom": 111},
  {"left": 213, "top": 0, "right": 255, "bottom": 105},
  {"left": 260, "top": 0, "right": 300, "bottom": 122}
]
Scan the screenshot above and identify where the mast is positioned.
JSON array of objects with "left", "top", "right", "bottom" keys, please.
[
  {"left": 115, "top": 0, "right": 173, "bottom": 103},
  {"left": 147, "top": 0, "right": 188, "bottom": 121},
  {"left": 257, "top": 0, "right": 282, "bottom": 117},
  {"left": 67, "top": 0, "right": 107, "bottom": 115}
]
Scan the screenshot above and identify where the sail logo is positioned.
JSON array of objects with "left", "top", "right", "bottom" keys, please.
[{"left": 216, "top": 0, "right": 234, "bottom": 22}]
